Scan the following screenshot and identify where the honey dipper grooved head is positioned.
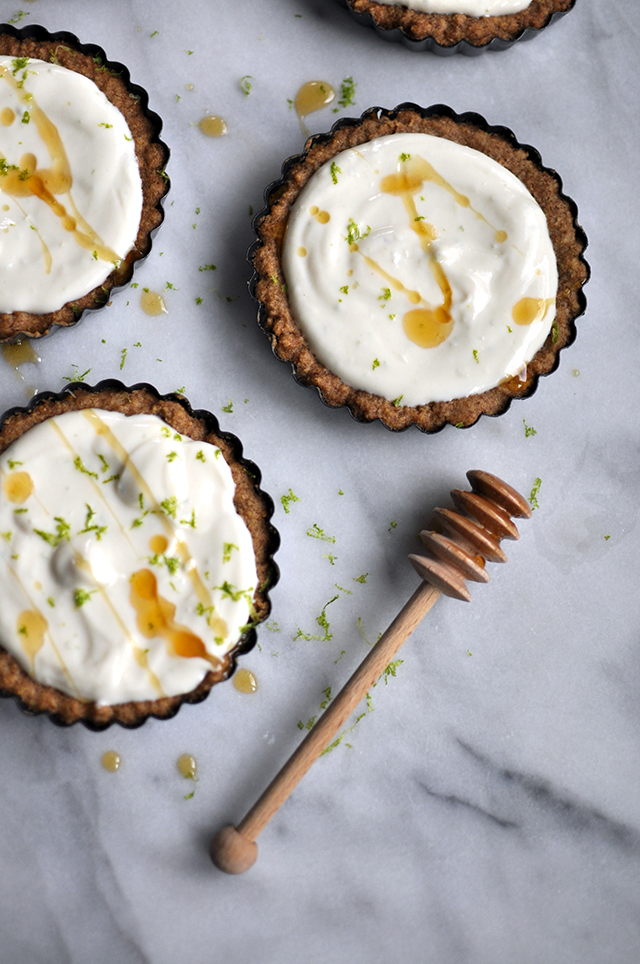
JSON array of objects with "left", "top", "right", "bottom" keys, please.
[{"left": 409, "top": 471, "right": 530, "bottom": 599}]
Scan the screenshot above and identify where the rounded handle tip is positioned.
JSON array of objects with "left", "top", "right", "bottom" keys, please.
[{"left": 210, "top": 825, "right": 258, "bottom": 875}]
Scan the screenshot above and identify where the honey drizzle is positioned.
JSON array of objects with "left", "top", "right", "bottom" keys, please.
[
  {"left": 5, "top": 565, "right": 80, "bottom": 696},
  {"left": 130, "top": 569, "right": 219, "bottom": 667},
  {"left": 16, "top": 608, "right": 47, "bottom": 668},
  {"left": 349, "top": 154, "right": 511, "bottom": 349},
  {"left": 512, "top": 297, "right": 555, "bottom": 327},
  {"left": 80, "top": 410, "right": 219, "bottom": 625},
  {"left": 0, "top": 63, "right": 120, "bottom": 267}
]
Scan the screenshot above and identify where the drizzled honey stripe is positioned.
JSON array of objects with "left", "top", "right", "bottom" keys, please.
[
  {"left": 5, "top": 563, "right": 81, "bottom": 698},
  {"left": 80, "top": 410, "right": 217, "bottom": 619}
]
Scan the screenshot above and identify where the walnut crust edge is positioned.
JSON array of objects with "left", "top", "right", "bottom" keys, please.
[
  {"left": 0, "top": 32, "right": 169, "bottom": 343},
  {"left": 252, "top": 106, "right": 588, "bottom": 434},
  {"left": 342, "top": 0, "right": 576, "bottom": 48},
  {"left": 0, "top": 383, "right": 278, "bottom": 730}
]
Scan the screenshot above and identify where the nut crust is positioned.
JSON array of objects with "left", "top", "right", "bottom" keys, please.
[{"left": 343, "top": 0, "right": 575, "bottom": 48}]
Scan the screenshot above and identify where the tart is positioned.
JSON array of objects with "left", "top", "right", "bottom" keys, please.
[
  {"left": 0, "top": 26, "right": 169, "bottom": 342},
  {"left": 0, "top": 381, "right": 279, "bottom": 729},
  {"left": 337, "top": 0, "right": 577, "bottom": 53},
  {"left": 251, "top": 104, "right": 588, "bottom": 433}
]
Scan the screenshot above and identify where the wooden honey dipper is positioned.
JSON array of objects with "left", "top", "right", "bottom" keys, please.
[{"left": 210, "top": 470, "right": 531, "bottom": 874}]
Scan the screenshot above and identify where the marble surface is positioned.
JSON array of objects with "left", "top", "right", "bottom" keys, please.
[{"left": 0, "top": 1, "right": 638, "bottom": 962}]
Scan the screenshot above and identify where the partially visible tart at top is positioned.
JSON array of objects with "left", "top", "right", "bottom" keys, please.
[
  {"left": 251, "top": 105, "right": 588, "bottom": 433},
  {"left": 338, "top": 0, "right": 577, "bottom": 53},
  {"left": 0, "top": 31, "right": 168, "bottom": 341}
]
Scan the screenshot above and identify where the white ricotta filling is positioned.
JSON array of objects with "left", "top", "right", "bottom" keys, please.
[
  {"left": 282, "top": 132, "right": 557, "bottom": 407},
  {"left": 0, "top": 410, "right": 258, "bottom": 705},
  {"left": 372, "top": 0, "right": 531, "bottom": 16},
  {"left": 0, "top": 55, "right": 142, "bottom": 314}
]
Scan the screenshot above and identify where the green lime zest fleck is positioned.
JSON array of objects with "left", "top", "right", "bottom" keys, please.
[
  {"left": 160, "top": 496, "right": 178, "bottom": 519},
  {"left": 240, "top": 75, "right": 253, "bottom": 97},
  {"left": 222, "top": 542, "right": 238, "bottom": 563},
  {"left": 294, "top": 595, "right": 339, "bottom": 642},
  {"left": 74, "top": 588, "right": 96, "bottom": 608},
  {"left": 222, "top": 399, "right": 233, "bottom": 413},
  {"left": 523, "top": 419, "right": 537, "bottom": 438},
  {"left": 345, "top": 218, "right": 371, "bottom": 246},
  {"left": 34, "top": 517, "right": 71, "bottom": 547},
  {"left": 330, "top": 161, "right": 341, "bottom": 184},
  {"left": 306, "top": 523, "right": 335, "bottom": 543},
  {"left": 280, "top": 488, "right": 300, "bottom": 514},
  {"left": 79, "top": 504, "right": 107, "bottom": 541},
  {"left": 528, "top": 477, "right": 542, "bottom": 510},
  {"left": 333, "top": 76, "right": 357, "bottom": 112},
  {"left": 213, "top": 581, "right": 247, "bottom": 602}
]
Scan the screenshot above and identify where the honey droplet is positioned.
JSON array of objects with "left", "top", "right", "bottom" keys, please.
[
  {"left": 403, "top": 307, "right": 454, "bottom": 349},
  {"left": 294, "top": 81, "right": 335, "bottom": 120},
  {"left": 3, "top": 470, "right": 34, "bottom": 503},
  {"left": 149, "top": 534, "right": 169, "bottom": 554},
  {"left": 17, "top": 609, "right": 47, "bottom": 665},
  {"left": 512, "top": 297, "right": 552, "bottom": 327},
  {"left": 0, "top": 106, "right": 15, "bottom": 126},
  {"left": 308, "top": 206, "right": 330, "bottom": 225},
  {"left": 233, "top": 667, "right": 258, "bottom": 694},
  {"left": 140, "top": 289, "right": 167, "bottom": 316},
  {"left": 198, "top": 114, "right": 228, "bottom": 138},
  {"left": 101, "top": 751, "right": 121, "bottom": 773},
  {"left": 500, "top": 367, "right": 530, "bottom": 392},
  {"left": 297, "top": 246, "right": 307, "bottom": 257},
  {"left": 2, "top": 339, "right": 41, "bottom": 370},
  {"left": 177, "top": 753, "right": 197, "bottom": 779}
]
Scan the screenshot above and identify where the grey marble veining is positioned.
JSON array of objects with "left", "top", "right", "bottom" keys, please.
[{"left": 0, "top": 0, "right": 639, "bottom": 962}]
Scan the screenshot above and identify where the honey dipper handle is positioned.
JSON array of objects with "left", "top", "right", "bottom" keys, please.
[{"left": 210, "top": 580, "right": 441, "bottom": 873}]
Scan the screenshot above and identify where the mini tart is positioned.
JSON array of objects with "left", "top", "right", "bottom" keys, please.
[
  {"left": 251, "top": 104, "right": 588, "bottom": 433},
  {"left": 337, "top": 0, "right": 577, "bottom": 53},
  {"left": 0, "top": 381, "right": 279, "bottom": 730},
  {"left": 0, "top": 25, "right": 169, "bottom": 342}
]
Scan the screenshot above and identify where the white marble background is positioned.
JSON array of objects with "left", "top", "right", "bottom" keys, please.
[{"left": 0, "top": 1, "right": 638, "bottom": 962}]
